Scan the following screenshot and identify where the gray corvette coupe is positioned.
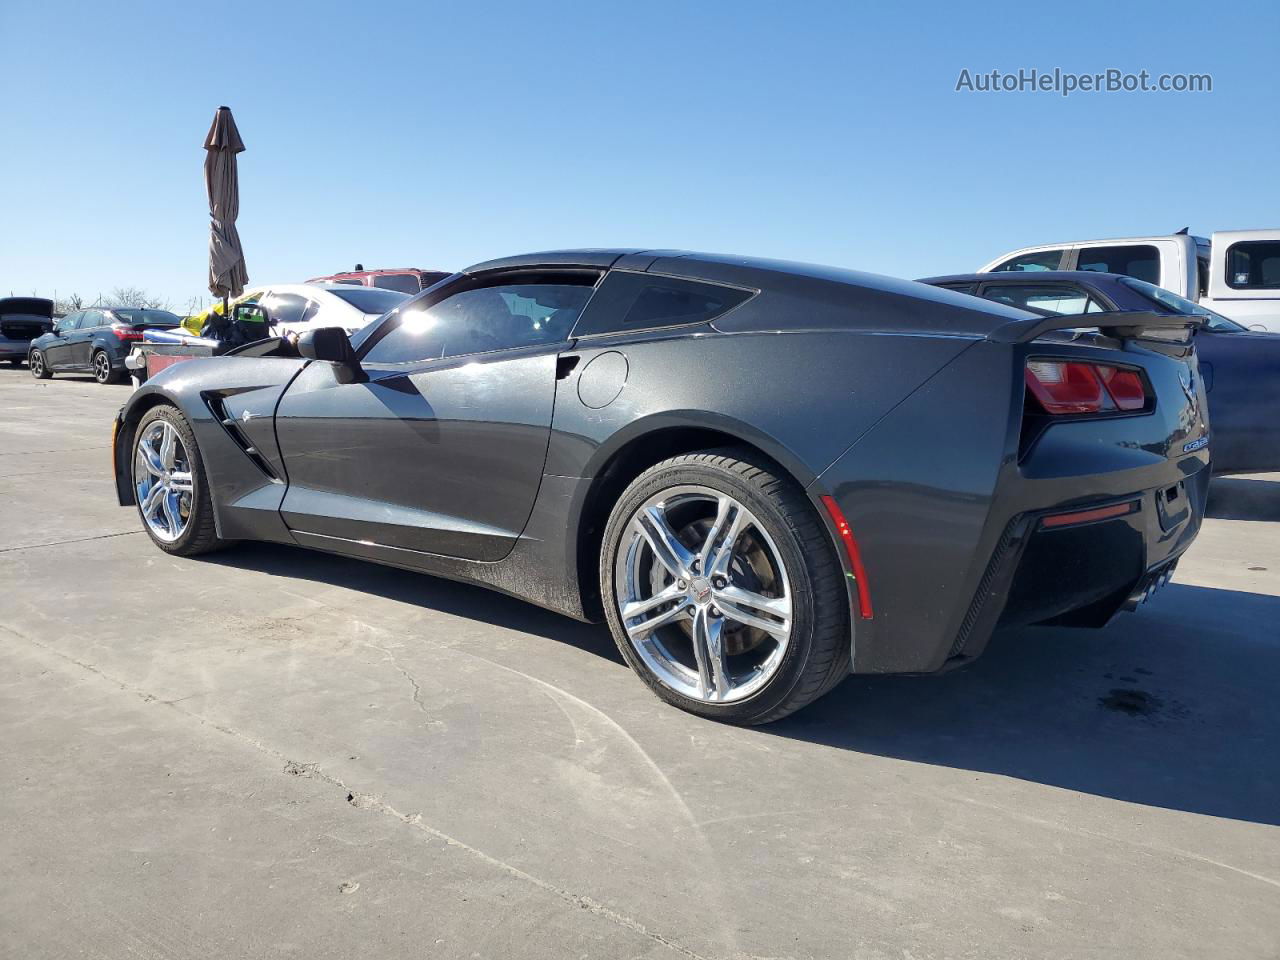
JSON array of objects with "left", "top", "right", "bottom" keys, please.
[{"left": 111, "top": 250, "right": 1209, "bottom": 724}]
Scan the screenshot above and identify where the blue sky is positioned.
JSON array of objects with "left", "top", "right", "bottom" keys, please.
[{"left": 3, "top": 0, "right": 1276, "bottom": 309}]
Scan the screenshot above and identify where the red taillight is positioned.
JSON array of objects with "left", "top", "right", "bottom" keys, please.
[
  {"left": 1096, "top": 366, "right": 1146, "bottom": 411},
  {"left": 111, "top": 324, "right": 143, "bottom": 341},
  {"left": 1025, "top": 360, "right": 1148, "bottom": 415},
  {"left": 820, "top": 495, "right": 873, "bottom": 620}
]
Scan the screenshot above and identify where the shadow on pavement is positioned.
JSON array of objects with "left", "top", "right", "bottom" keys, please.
[
  {"left": 205, "top": 541, "right": 625, "bottom": 665},
  {"left": 208, "top": 542, "right": 1278, "bottom": 825},
  {"left": 768, "top": 583, "right": 1280, "bottom": 826},
  {"left": 1207, "top": 475, "right": 1280, "bottom": 521}
]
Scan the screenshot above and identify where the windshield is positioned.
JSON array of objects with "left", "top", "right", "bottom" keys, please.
[
  {"left": 1118, "top": 277, "right": 1245, "bottom": 332},
  {"left": 110, "top": 308, "right": 181, "bottom": 326},
  {"left": 329, "top": 287, "right": 410, "bottom": 315}
]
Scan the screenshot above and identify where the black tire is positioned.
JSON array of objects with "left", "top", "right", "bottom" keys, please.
[
  {"left": 29, "top": 350, "right": 51, "bottom": 379},
  {"left": 93, "top": 350, "right": 124, "bottom": 384},
  {"left": 131, "top": 405, "right": 231, "bottom": 557},
  {"left": 599, "top": 448, "right": 850, "bottom": 725}
]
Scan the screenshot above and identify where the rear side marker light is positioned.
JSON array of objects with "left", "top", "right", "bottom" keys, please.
[
  {"left": 1041, "top": 501, "right": 1138, "bottom": 529},
  {"left": 820, "top": 495, "right": 873, "bottom": 619},
  {"left": 1025, "top": 360, "right": 1149, "bottom": 415}
]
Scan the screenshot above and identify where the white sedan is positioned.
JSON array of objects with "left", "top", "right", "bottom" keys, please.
[{"left": 257, "top": 283, "right": 410, "bottom": 336}]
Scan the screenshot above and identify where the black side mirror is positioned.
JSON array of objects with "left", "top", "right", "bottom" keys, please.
[{"left": 297, "top": 327, "right": 366, "bottom": 384}]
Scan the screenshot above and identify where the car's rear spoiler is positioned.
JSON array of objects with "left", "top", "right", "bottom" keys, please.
[{"left": 986, "top": 310, "right": 1205, "bottom": 344}]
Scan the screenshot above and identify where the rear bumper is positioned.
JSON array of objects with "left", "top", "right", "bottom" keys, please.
[
  {"left": 0, "top": 336, "right": 32, "bottom": 358},
  {"left": 948, "top": 464, "right": 1208, "bottom": 664}
]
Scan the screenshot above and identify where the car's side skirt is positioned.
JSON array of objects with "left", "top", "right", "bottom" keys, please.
[{"left": 288, "top": 525, "right": 593, "bottom": 624}]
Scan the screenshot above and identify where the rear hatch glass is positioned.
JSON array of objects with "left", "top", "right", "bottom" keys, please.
[{"left": 111, "top": 309, "right": 182, "bottom": 328}]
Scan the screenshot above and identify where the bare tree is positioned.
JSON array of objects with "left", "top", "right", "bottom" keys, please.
[
  {"left": 54, "top": 293, "right": 84, "bottom": 317},
  {"left": 105, "top": 287, "right": 172, "bottom": 311}
]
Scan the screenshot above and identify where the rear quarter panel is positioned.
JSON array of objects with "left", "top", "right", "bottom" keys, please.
[
  {"left": 530, "top": 326, "right": 978, "bottom": 621},
  {"left": 547, "top": 328, "right": 980, "bottom": 483}
]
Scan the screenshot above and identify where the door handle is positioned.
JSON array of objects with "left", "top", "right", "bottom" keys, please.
[{"left": 556, "top": 355, "right": 580, "bottom": 380}]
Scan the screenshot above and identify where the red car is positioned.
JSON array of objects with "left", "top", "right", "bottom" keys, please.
[{"left": 307, "top": 265, "right": 451, "bottom": 295}]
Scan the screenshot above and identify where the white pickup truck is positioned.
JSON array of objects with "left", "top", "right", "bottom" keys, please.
[{"left": 979, "top": 229, "right": 1280, "bottom": 331}]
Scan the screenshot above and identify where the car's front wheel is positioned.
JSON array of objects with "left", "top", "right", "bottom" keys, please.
[
  {"left": 600, "top": 449, "right": 850, "bottom": 724},
  {"left": 29, "top": 350, "right": 51, "bottom": 379},
  {"left": 132, "top": 406, "right": 230, "bottom": 556}
]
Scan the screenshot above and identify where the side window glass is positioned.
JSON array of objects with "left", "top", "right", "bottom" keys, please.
[
  {"left": 990, "top": 250, "right": 1064, "bottom": 272},
  {"left": 58, "top": 312, "right": 82, "bottom": 331},
  {"left": 1075, "top": 244, "right": 1161, "bottom": 284},
  {"left": 1225, "top": 240, "right": 1280, "bottom": 290},
  {"left": 79, "top": 310, "right": 102, "bottom": 328},
  {"left": 364, "top": 280, "right": 595, "bottom": 364},
  {"left": 625, "top": 286, "right": 729, "bottom": 327},
  {"left": 571, "top": 272, "right": 753, "bottom": 337}
]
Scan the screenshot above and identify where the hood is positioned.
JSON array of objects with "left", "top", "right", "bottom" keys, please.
[{"left": 0, "top": 297, "right": 55, "bottom": 320}]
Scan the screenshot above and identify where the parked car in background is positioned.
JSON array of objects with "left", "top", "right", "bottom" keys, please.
[
  {"left": 0, "top": 297, "right": 55, "bottom": 365},
  {"left": 184, "top": 283, "right": 409, "bottom": 338},
  {"left": 29, "top": 307, "right": 181, "bottom": 383},
  {"left": 919, "top": 270, "right": 1280, "bottom": 475},
  {"left": 129, "top": 285, "right": 411, "bottom": 386},
  {"left": 111, "top": 249, "right": 1207, "bottom": 725},
  {"left": 307, "top": 265, "right": 452, "bottom": 294},
  {"left": 259, "top": 283, "right": 410, "bottom": 335},
  {"left": 979, "top": 229, "right": 1280, "bottom": 331}
]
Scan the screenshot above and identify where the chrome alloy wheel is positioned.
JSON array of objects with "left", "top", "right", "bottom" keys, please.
[
  {"left": 93, "top": 351, "right": 111, "bottom": 382},
  {"left": 29, "top": 351, "right": 43, "bottom": 376},
  {"left": 614, "top": 485, "right": 793, "bottom": 703},
  {"left": 133, "top": 419, "right": 194, "bottom": 543}
]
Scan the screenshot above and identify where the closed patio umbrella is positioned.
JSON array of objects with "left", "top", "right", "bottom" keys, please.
[{"left": 204, "top": 106, "right": 248, "bottom": 314}]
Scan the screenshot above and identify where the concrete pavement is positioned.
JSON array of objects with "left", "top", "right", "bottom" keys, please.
[{"left": 2, "top": 366, "right": 1277, "bottom": 959}]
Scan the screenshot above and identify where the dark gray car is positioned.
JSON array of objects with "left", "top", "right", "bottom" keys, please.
[
  {"left": 110, "top": 250, "right": 1210, "bottom": 724},
  {"left": 0, "top": 297, "right": 54, "bottom": 364},
  {"left": 30, "top": 307, "right": 181, "bottom": 384}
]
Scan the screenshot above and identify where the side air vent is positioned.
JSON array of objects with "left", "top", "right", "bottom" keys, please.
[{"left": 204, "top": 393, "right": 281, "bottom": 482}]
